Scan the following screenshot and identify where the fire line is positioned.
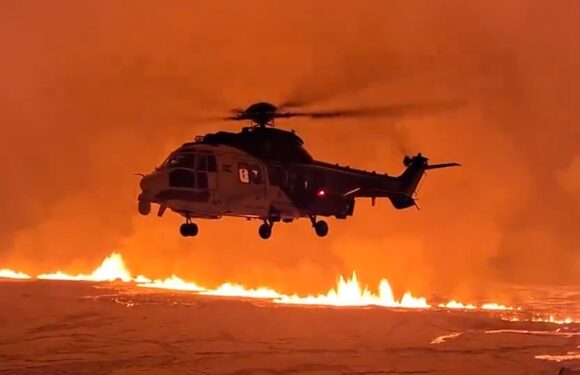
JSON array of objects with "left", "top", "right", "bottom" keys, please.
[{"left": 0, "top": 252, "right": 576, "bottom": 324}]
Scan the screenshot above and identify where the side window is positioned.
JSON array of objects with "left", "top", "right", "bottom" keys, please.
[
  {"left": 250, "top": 165, "right": 263, "bottom": 184},
  {"left": 207, "top": 155, "right": 217, "bottom": 172},
  {"left": 238, "top": 162, "right": 250, "bottom": 184}
]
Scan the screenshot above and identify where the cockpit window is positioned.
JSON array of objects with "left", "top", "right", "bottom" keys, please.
[
  {"left": 161, "top": 152, "right": 195, "bottom": 169},
  {"left": 160, "top": 151, "right": 218, "bottom": 172},
  {"left": 177, "top": 153, "right": 196, "bottom": 168}
]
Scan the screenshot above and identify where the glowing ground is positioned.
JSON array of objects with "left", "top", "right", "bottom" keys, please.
[{"left": 0, "top": 280, "right": 578, "bottom": 374}]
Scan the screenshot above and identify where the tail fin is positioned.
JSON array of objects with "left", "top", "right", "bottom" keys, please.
[{"left": 391, "top": 153, "right": 460, "bottom": 209}]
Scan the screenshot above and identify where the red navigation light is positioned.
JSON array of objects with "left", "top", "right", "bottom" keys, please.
[{"left": 317, "top": 189, "right": 326, "bottom": 197}]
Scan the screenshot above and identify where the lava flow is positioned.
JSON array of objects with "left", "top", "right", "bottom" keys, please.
[
  {"left": 438, "top": 301, "right": 513, "bottom": 311},
  {"left": 0, "top": 252, "right": 575, "bottom": 322},
  {"left": 502, "top": 315, "right": 576, "bottom": 325}
]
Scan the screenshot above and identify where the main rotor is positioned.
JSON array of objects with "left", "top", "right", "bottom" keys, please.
[{"left": 224, "top": 100, "right": 465, "bottom": 128}]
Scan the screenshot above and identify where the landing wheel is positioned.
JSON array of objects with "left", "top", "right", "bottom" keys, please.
[
  {"left": 138, "top": 200, "right": 151, "bottom": 216},
  {"left": 180, "top": 223, "right": 198, "bottom": 237},
  {"left": 314, "top": 220, "right": 329, "bottom": 237},
  {"left": 258, "top": 223, "right": 272, "bottom": 240}
]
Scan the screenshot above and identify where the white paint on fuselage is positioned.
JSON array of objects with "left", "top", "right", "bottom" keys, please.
[{"left": 139, "top": 144, "right": 299, "bottom": 221}]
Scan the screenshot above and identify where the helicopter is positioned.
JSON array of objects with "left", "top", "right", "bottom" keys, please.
[{"left": 137, "top": 101, "right": 461, "bottom": 239}]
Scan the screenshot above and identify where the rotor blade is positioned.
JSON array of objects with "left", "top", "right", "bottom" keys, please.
[
  {"left": 162, "top": 114, "right": 233, "bottom": 124},
  {"left": 224, "top": 115, "right": 244, "bottom": 121},
  {"left": 280, "top": 100, "right": 467, "bottom": 120}
]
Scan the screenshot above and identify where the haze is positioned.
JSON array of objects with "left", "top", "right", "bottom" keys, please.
[{"left": 1, "top": 0, "right": 578, "bottom": 300}]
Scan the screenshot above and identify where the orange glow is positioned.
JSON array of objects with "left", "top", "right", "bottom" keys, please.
[{"left": 0, "top": 269, "right": 31, "bottom": 279}]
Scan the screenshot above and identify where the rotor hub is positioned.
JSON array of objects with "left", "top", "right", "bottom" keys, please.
[{"left": 242, "top": 102, "right": 278, "bottom": 127}]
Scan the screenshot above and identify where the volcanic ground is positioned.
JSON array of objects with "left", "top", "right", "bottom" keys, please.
[{"left": 0, "top": 280, "right": 578, "bottom": 375}]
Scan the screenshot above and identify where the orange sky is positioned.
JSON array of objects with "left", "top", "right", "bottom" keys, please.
[{"left": 1, "top": 1, "right": 578, "bottom": 300}]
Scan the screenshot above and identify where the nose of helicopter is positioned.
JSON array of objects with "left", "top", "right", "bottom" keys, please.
[
  {"left": 139, "top": 174, "right": 152, "bottom": 192},
  {"left": 139, "top": 171, "right": 166, "bottom": 196},
  {"left": 137, "top": 171, "right": 167, "bottom": 216}
]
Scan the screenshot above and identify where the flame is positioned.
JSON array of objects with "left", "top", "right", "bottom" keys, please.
[
  {"left": 201, "top": 283, "right": 282, "bottom": 299},
  {"left": 6, "top": 252, "right": 572, "bottom": 327},
  {"left": 273, "top": 272, "right": 430, "bottom": 308},
  {"left": 138, "top": 275, "right": 204, "bottom": 292},
  {"left": 134, "top": 275, "right": 152, "bottom": 283},
  {"left": 0, "top": 269, "right": 31, "bottom": 279},
  {"left": 481, "top": 303, "right": 512, "bottom": 311},
  {"left": 2, "top": 253, "right": 524, "bottom": 312},
  {"left": 37, "top": 253, "right": 132, "bottom": 282}
]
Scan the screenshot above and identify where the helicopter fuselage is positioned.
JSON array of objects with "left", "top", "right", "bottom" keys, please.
[
  {"left": 138, "top": 143, "right": 375, "bottom": 221},
  {"left": 137, "top": 126, "right": 459, "bottom": 238}
]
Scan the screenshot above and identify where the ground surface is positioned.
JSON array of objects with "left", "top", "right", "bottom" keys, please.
[{"left": 0, "top": 281, "right": 578, "bottom": 375}]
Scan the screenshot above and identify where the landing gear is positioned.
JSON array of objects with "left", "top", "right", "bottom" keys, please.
[
  {"left": 180, "top": 216, "right": 198, "bottom": 237},
  {"left": 314, "top": 220, "right": 329, "bottom": 237},
  {"left": 138, "top": 200, "right": 151, "bottom": 216},
  {"left": 180, "top": 223, "right": 198, "bottom": 237},
  {"left": 258, "top": 222, "right": 272, "bottom": 240},
  {"left": 310, "top": 216, "right": 329, "bottom": 237}
]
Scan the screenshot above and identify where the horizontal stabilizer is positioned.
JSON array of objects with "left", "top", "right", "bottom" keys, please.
[{"left": 425, "top": 162, "right": 461, "bottom": 170}]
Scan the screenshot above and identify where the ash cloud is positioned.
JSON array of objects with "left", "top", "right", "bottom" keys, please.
[{"left": 1, "top": 1, "right": 578, "bottom": 298}]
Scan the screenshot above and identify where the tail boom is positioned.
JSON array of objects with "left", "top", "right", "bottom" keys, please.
[{"left": 364, "top": 153, "right": 460, "bottom": 209}]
